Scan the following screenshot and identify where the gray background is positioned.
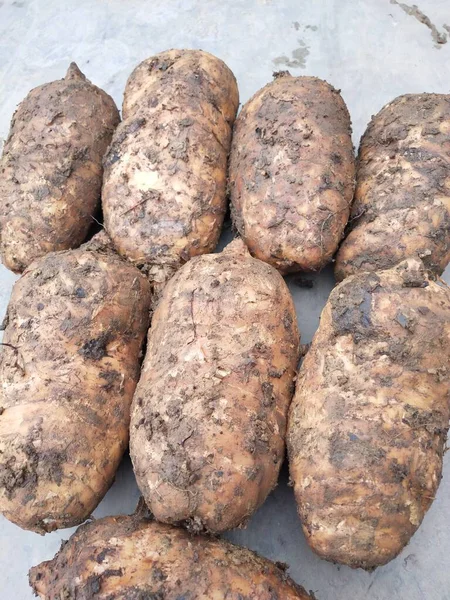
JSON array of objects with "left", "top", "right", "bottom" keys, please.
[{"left": 0, "top": 0, "right": 449, "bottom": 598}]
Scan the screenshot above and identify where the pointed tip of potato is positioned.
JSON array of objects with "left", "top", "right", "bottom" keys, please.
[
  {"left": 222, "top": 236, "right": 250, "bottom": 257},
  {"left": 65, "top": 62, "right": 87, "bottom": 82}
]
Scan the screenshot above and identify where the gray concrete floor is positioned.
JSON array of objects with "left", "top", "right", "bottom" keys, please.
[{"left": 1, "top": 0, "right": 450, "bottom": 598}]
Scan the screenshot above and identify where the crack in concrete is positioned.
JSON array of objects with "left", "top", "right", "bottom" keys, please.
[{"left": 390, "top": 0, "right": 447, "bottom": 47}]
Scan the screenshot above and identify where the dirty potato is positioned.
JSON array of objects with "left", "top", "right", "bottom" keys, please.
[
  {"left": 335, "top": 94, "right": 450, "bottom": 281},
  {"left": 29, "top": 514, "right": 312, "bottom": 599},
  {"left": 0, "top": 63, "right": 120, "bottom": 273},
  {"left": 229, "top": 72, "right": 355, "bottom": 273},
  {"left": 103, "top": 50, "right": 239, "bottom": 289},
  {"left": 288, "top": 258, "right": 450, "bottom": 569},
  {"left": 130, "top": 239, "right": 300, "bottom": 533},
  {"left": 0, "top": 241, "right": 151, "bottom": 533}
]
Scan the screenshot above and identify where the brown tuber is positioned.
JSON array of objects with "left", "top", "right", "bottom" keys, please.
[
  {"left": 0, "top": 63, "right": 120, "bottom": 273},
  {"left": 102, "top": 49, "right": 239, "bottom": 290},
  {"left": 130, "top": 238, "right": 300, "bottom": 532},
  {"left": 335, "top": 93, "right": 450, "bottom": 281},
  {"left": 288, "top": 258, "right": 450, "bottom": 569},
  {"left": 29, "top": 514, "right": 313, "bottom": 599},
  {"left": 229, "top": 73, "right": 355, "bottom": 273},
  {"left": 0, "top": 239, "right": 151, "bottom": 533}
]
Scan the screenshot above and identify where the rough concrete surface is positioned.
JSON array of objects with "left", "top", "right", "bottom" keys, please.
[{"left": 0, "top": 0, "right": 449, "bottom": 598}]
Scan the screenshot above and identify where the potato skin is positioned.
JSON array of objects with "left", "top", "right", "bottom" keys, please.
[
  {"left": 229, "top": 73, "right": 355, "bottom": 273},
  {"left": 0, "top": 63, "right": 120, "bottom": 273},
  {"left": 130, "top": 239, "right": 299, "bottom": 533},
  {"left": 102, "top": 50, "right": 239, "bottom": 288},
  {"left": 335, "top": 94, "right": 450, "bottom": 281},
  {"left": 29, "top": 514, "right": 311, "bottom": 600},
  {"left": 0, "top": 244, "right": 151, "bottom": 533},
  {"left": 288, "top": 259, "right": 450, "bottom": 569}
]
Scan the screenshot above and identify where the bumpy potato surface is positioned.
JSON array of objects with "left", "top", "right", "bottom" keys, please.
[
  {"left": 229, "top": 72, "right": 355, "bottom": 273},
  {"left": 103, "top": 50, "right": 239, "bottom": 288},
  {"left": 0, "top": 243, "right": 151, "bottom": 532},
  {"left": 288, "top": 258, "right": 450, "bottom": 569},
  {"left": 29, "top": 514, "right": 312, "bottom": 599},
  {"left": 336, "top": 94, "right": 450, "bottom": 281},
  {"left": 130, "top": 239, "right": 300, "bottom": 532},
  {"left": 0, "top": 63, "right": 119, "bottom": 273}
]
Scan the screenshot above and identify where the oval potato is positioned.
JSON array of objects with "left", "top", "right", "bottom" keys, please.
[
  {"left": 103, "top": 50, "right": 239, "bottom": 289},
  {"left": 0, "top": 63, "right": 120, "bottom": 273},
  {"left": 288, "top": 258, "right": 450, "bottom": 569},
  {"left": 130, "top": 239, "right": 300, "bottom": 532},
  {"left": 229, "top": 73, "right": 355, "bottom": 273},
  {"left": 29, "top": 514, "right": 312, "bottom": 599},
  {"left": 335, "top": 94, "right": 450, "bottom": 281},
  {"left": 0, "top": 242, "right": 151, "bottom": 533}
]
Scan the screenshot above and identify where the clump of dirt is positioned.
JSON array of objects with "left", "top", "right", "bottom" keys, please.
[{"left": 390, "top": 0, "right": 447, "bottom": 47}]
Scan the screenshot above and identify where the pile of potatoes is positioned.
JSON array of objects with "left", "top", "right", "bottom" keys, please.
[{"left": 0, "top": 51, "right": 449, "bottom": 599}]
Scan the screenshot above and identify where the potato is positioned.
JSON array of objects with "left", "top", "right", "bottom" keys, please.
[
  {"left": 102, "top": 50, "right": 239, "bottom": 289},
  {"left": 229, "top": 72, "right": 355, "bottom": 273},
  {"left": 0, "top": 240, "right": 151, "bottom": 533},
  {"left": 130, "top": 239, "right": 299, "bottom": 532},
  {"left": 335, "top": 94, "right": 450, "bottom": 281},
  {"left": 0, "top": 63, "right": 120, "bottom": 273},
  {"left": 29, "top": 514, "right": 312, "bottom": 599},
  {"left": 288, "top": 258, "right": 450, "bottom": 569}
]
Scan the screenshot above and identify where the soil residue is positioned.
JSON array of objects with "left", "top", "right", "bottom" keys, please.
[
  {"left": 390, "top": 0, "right": 448, "bottom": 47},
  {"left": 273, "top": 39, "right": 310, "bottom": 69}
]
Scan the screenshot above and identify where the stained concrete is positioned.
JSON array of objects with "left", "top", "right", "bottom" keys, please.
[{"left": 0, "top": 0, "right": 449, "bottom": 598}]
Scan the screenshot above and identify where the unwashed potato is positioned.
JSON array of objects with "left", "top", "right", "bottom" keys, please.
[
  {"left": 0, "top": 239, "right": 151, "bottom": 533},
  {"left": 0, "top": 63, "right": 120, "bottom": 273},
  {"left": 229, "top": 72, "right": 355, "bottom": 273},
  {"left": 288, "top": 258, "right": 450, "bottom": 569},
  {"left": 335, "top": 94, "right": 450, "bottom": 281},
  {"left": 29, "top": 514, "right": 312, "bottom": 599},
  {"left": 130, "top": 238, "right": 300, "bottom": 533},
  {"left": 103, "top": 49, "right": 239, "bottom": 289}
]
